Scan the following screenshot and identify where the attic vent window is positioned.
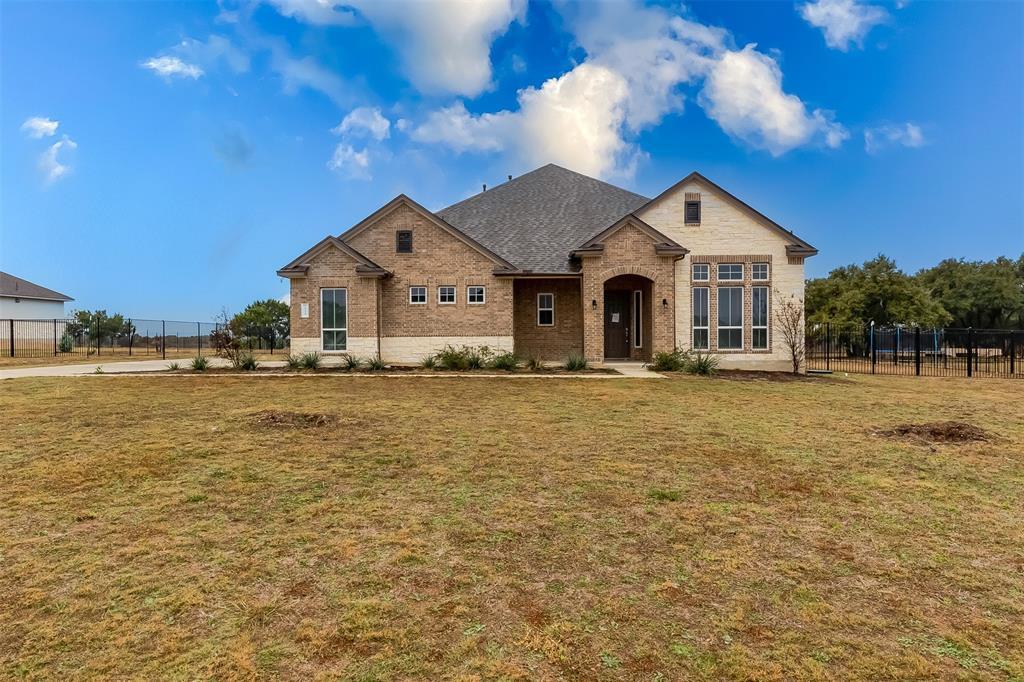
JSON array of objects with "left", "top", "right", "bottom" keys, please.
[
  {"left": 396, "top": 230, "right": 413, "bottom": 253},
  {"left": 684, "top": 198, "right": 701, "bottom": 225}
]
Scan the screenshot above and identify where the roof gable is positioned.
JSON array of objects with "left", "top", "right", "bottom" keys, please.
[
  {"left": 0, "top": 271, "right": 73, "bottom": 301},
  {"left": 574, "top": 214, "right": 688, "bottom": 257},
  {"left": 277, "top": 236, "right": 387, "bottom": 278},
  {"left": 340, "top": 194, "right": 517, "bottom": 271},
  {"left": 637, "top": 172, "right": 818, "bottom": 256}
]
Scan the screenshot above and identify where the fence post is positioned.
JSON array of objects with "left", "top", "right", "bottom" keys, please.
[
  {"left": 128, "top": 319, "right": 133, "bottom": 356},
  {"left": 825, "top": 322, "right": 831, "bottom": 371},
  {"left": 197, "top": 322, "right": 202, "bottom": 356},
  {"left": 870, "top": 322, "right": 876, "bottom": 374},
  {"left": 1011, "top": 331, "right": 1017, "bottom": 376},
  {"left": 914, "top": 327, "right": 921, "bottom": 376},
  {"left": 270, "top": 328, "right": 275, "bottom": 355},
  {"left": 54, "top": 319, "right": 58, "bottom": 356},
  {"left": 10, "top": 319, "right": 15, "bottom": 357},
  {"left": 966, "top": 327, "right": 973, "bottom": 378},
  {"left": 162, "top": 320, "right": 166, "bottom": 360}
]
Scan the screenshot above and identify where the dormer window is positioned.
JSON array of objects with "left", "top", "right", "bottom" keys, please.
[
  {"left": 396, "top": 230, "right": 413, "bottom": 253},
  {"left": 684, "top": 200, "right": 701, "bottom": 225}
]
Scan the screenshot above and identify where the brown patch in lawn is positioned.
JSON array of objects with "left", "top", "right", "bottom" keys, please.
[
  {"left": 716, "top": 369, "right": 849, "bottom": 383},
  {"left": 250, "top": 409, "right": 337, "bottom": 428},
  {"left": 873, "top": 421, "right": 991, "bottom": 444}
]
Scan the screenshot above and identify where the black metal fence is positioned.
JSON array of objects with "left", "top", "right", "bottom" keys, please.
[
  {"left": 807, "top": 323, "right": 1022, "bottom": 378},
  {"left": 0, "top": 318, "right": 289, "bottom": 360}
]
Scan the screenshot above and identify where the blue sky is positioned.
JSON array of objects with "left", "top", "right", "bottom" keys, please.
[{"left": 2, "top": 0, "right": 1022, "bottom": 320}]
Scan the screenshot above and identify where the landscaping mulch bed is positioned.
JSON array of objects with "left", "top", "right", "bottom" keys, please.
[
  {"left": 871, "top": 421, "right": 992, "bottom": 444},
  {"left": 169, "top": 366, "right": 619, "bottom": 376}
]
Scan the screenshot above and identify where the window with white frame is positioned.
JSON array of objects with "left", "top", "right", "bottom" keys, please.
[
  {"left": 409, "top": 286, "right": 426, "bottom": 304},
  {"left": 717, "top": 287, "right": 743, "bottom": 350},
  {"left": 537, "top": 292, "right": 554, "bottom": 326},
  {"left": 467, "top": 286, "right": 486, "bottom": 304},
  {"left": 692, "top": 263, "right": 709, "bottom": 281},
  {"left": 752, "top": 262, "right": 769, "bottom": 281},
  {"left": 718, "top": 263, "right": 743, "bottom": 281},
  {"left": 321, "top": 288, "right": 347, "bottom": 351},
  {"left": 438, "top": 286, "right": 456, "bottom": 304},
  {"left": 692, "top": 287, "right": 709, "bottom": 350},
  {"left": 752, "top": 287, "right": 769, "bottom": 349}
]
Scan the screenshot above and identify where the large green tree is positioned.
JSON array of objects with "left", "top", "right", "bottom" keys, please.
[
  {"left": 69, "top": 309, "right": 130, "bottom": 343},
  {"left": 230, "top": 298, "right": 290, "bottom": 341},
  {"left": 806, "top": 255, "right": 950, "bottom": 327},
  {"left": 917, "top": 257, "right": 1024, "bottom": 329}
]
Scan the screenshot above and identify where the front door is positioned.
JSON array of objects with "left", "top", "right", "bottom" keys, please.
[{"left": 604, "top": 290, "right": 631, "bottom": 359}]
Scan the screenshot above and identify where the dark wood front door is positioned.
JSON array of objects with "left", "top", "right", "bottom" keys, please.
[{"left": 604, "top": 290, "right": 631, "bottom": 359}]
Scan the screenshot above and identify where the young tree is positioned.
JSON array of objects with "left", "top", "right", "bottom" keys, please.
[
  {"left": 69, "top": 310, "right": 129, "bottom": 345},
  {"left": 775, "top": 290, "right": 806, "bottom": 374},
  {"left": 230, "top": 299, "right": 289, "bottom": 347}
]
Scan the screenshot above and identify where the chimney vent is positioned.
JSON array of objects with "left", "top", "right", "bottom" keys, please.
[
  {"left": 507, "top": 175, "right": 512, "bottom": 181},
  {"left": 482, "top": 183, "right": 487, "bottom": 192}
]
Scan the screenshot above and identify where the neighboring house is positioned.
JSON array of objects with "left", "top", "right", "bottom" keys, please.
[
  {"left": 0, "top": 271, "right": 73, "bottom": 319},
  {"left": 278, "top": 164, "right": 817, "bottom": 370}
]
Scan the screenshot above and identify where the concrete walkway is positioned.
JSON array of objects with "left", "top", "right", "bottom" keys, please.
[{"left": 0, "top": 357, "right": 665, "bottom": 380}]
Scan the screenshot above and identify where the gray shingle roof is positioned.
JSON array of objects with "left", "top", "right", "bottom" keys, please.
[
  {"left": 438, "top": 164, "right": 649, "bottom": 274},
  {"left": 0, "top": 271, "right": 73, "bottom": 301}
]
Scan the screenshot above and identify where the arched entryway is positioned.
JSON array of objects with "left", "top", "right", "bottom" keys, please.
[{"left": 603, "top": 274, "right": 653, "bottom": 361}]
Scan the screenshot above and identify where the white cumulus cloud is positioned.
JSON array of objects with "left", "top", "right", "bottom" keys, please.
[
  {"left": 263, "top": 0, "right": 525, "bottom": 97},
  {"left": 413, "top": 1, "right": 847, "bottom": 177},
  {"left": 700, "top": 44, "right": 848, "bottom": 156},
  {"left": 332, "top": 107, "right": 390, "bottom": 141},
  {"left": 39, "top": 135, "right": 77, "bottom": 184},
  {"left": 141, "top": 55, "right": 205, "bottom": 80},
  {"left": 799, "top": 0, "right": 888, "bottom": 51},
  {"left": 21, "top": 117, "right": 60, "bottom": 138},
  {"left": 327, "top": 143, "right": 371, "bottom": 179},
  {"left": 864, "top": 122, "right": 925, "bottom": 154}
]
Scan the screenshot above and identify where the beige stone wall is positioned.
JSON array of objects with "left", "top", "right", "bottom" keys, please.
[
  {"left": 291, "top": 336, "right": 378, "bottom": 356},
  {"left": 579, "top": 222, "right": 677, "bottom": 362},
  {"left": 381, "top": 335, "right": 514, "bottom": 364},
  {"left": 512, "top": 278, "right": 583, "bottom": 360},
  {"left": 638, "top": 181, "right": 807, "bottom": 369},
  {"left": 288, "top": 246, "right": 379, "bottom": 352},
  {"left": 346, "top": 203, "right": 513, "bottom": 338}
]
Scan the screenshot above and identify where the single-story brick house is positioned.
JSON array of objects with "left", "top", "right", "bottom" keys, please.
[{"left": 278, "top": 164, "right": 816, "bottom": 370}]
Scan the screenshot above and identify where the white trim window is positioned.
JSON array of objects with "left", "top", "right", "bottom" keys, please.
[
  {"left": 537, "top": 292, "right": 554, "bottom": 326},
  {"left": 467, "top": 285, "right": 486, "bottom": 304},
  {"left": 692, "top": 287, "right": 709, "bottom": 350},
  {"left": 718, "top": 263, "right": 743, "bottom": 281},
  {"left": 633, "top": 290, "right": 643, "bottom": 348},
  {"left": 752, "top": 286, "right": 769, "bottom": 350},
  {"left": 717, "top": 286, "right": 743, "bottom": 350},
  {"left": 692, "top": 263, "right": 709, "bottom": 281},
  {"left": 752, "top": 262, "right": 770, "bottom": 281},
  {"left": 321, "top": 288, "right": 347, "bottom": 351},
  {"left": 409, "top": 286, "right": 427, "bottom": 305},
  {"left": 438, "top": 286, "right": 456, "bottom": 304}
]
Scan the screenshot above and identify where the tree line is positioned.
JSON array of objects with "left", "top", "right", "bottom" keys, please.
[{"left": 806, "top": 254, "right": 1024, "bottom": 329}]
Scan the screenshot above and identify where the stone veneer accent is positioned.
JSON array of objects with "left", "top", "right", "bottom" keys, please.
[{"left": 579, "top": 221, "right": 677, "bottom": 363}]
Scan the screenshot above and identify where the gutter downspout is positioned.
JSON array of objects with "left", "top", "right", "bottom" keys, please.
[{"left": 376, "top": 278, "right": 382, "bottom": 360}]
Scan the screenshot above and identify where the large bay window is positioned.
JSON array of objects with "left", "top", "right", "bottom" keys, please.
[{"left": 321, "top": 288, "right": 348, "bottom": 351}]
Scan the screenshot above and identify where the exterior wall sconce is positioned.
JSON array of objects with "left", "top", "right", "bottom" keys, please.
[
  {"left": 592, "top": 299, "right": 598, "bottom": 309},
  {"left": 662, "top": 298, "right": 668, "bottom": 307}
]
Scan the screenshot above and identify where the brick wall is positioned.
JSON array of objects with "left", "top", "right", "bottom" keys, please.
[
  {"left": 346, "top": 203, "right": 513, "bottom": 338},
  {"left": 579, "top": 222, "right": 677, "bottom": 362},
  {"left": 288, "top": 246, "right": 379, "bottom": 349},
  {"left": 512, "top": 278, "right": 583, "bottom": 360}
]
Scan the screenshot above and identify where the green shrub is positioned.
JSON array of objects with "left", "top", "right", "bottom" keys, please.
[
  {"left": 234, "top": 353, "right": 259, "bottom": 371},
  {"left": 650, "top": 349, "right": 688, "bottom": 372},
  {"left": 563, "top": 352, "right": 588, "bottom": 371},
  {"left": 166, "top": 362, "right": 179, "bottom": 371},
  {"left": 685, "top": 352, "right": 719, "bottom": 376},
  {"left": 525, "top": 354, "right": 543, "bottom": 371},
  {"left": 299, "top": 351, "right": 322, "bottom": 370},
  {"left": 190, "top": 355, "right": 209, "bottom": 371},
  {"left": 465, "top": 347, "right": 487, "bottom": 370},
  {"left": 58, "top": 332, "right": 74, "bottom": 353},
  {"left": 648, "top": 488, "right": 682, "bottom": 502},
  {"left": 420, "top": 354, "right": 437, "bottom": 369},
  {"left": 94, "top": 365, "right": 105, "bottom": 374},
  {"left": 366, "top": 355, "right": 385, "bottom": 370},
  {"left": 285, "top": 354, "right": 302, "bottom": 370},
  {"left": 436, "top": 345, "right": 469, "bottom": 370},
  {"left": 343, "top": 354, "right": 362, "bottom": 370},
  {"left": 489, "top": 351, "right": 519, "bottom": 371}
]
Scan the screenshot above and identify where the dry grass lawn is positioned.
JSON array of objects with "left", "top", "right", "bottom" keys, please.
[{"left": 0, "top": 374, "right": 1021, "bottom": 680}]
